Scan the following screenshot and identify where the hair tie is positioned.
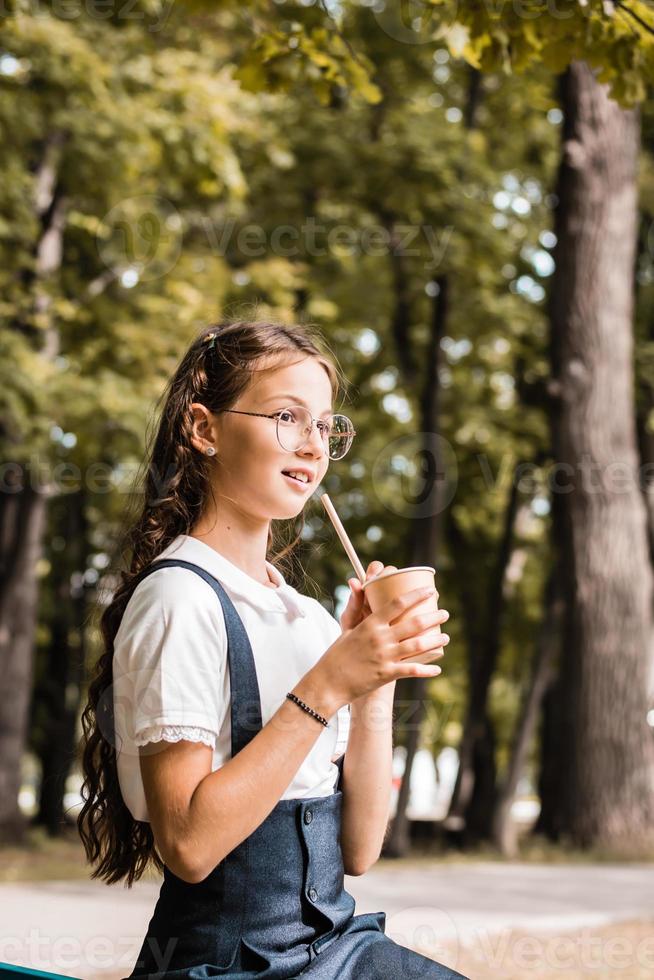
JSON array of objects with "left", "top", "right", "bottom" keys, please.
[{"left": 203, "top": 331, "right": 218, "bottom": 352}]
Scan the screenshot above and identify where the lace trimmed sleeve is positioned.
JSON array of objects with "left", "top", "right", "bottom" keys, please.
[
  {"left": 114, "top": 566, "right": 230, "bottom": 752},
  {"left": 134, "top": 723, "right": 218, "bottom": 749}
]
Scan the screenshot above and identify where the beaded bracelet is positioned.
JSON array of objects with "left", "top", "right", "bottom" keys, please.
[{"left": 286, "top": 691, "right": 329, "bottom": 727}]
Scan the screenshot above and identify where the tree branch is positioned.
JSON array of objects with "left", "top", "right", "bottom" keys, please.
[{"left": 614, "top": 1, "right": 654, "bottom": 36}]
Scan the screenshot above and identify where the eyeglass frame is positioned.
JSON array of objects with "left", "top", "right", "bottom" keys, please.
[{"left": 224, "top": 406, "right": 357, "bottom": 459}]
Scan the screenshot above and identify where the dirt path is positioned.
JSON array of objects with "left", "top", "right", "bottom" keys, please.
[{"left": 0, "top": 861, "right": 652, "bottom": 978}]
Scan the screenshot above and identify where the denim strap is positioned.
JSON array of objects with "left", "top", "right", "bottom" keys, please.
[{"left": 124, "top": 557, "right": 263, "bottom": 758}]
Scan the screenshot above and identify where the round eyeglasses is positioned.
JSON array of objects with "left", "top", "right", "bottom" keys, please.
[{"left": 225, "top": 405, "right": 356, "bottom": 460}]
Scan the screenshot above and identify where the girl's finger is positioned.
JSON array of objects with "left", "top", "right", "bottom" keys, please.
[
  {"left": 398, "top": 633, "right": 450, "bottom": 662},
  {"left": 393, "top": 662, "right": 442, "bottom": 679},
  {"left": 392, "top": 611, "right": 446, "bottom": 643}
]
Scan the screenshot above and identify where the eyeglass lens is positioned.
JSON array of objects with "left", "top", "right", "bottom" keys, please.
[{"left": 276, "top": 406, "right": 354, "bottom": 460}]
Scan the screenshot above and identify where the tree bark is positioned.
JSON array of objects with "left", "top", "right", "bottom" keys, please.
[
  {"left": 634, "top": 219, "right": 654, "bottom": 571},
  {"left": 533, "top": 476, "right": 572, "bottom": 841},
  {"left": 636, "top": 375, "right": 654, "bottom": 570},
  {"left": 0, "top": 474, "right": 48, "bottom": 840},
  {"left": 384, "top": 275, "right": 448, "bottom": 857},
  {"left": 546, "top": 61, "right": 654, "bottom": 850},
  {"left": 446, "top": 460, "right": 521, "bottom": 843},
  {"left": 34, "top": 491, "right": 88, "bottom": 834},
  {"left": 492, "top": 564, "right": 563, "bottom": 855},
  {"left": 0, "top": 131, "right": 66, "bottom": 839}
]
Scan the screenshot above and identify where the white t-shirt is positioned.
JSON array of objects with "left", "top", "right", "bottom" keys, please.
[{"left": 112, "top": 534, "right": 350, "bottom": 823}]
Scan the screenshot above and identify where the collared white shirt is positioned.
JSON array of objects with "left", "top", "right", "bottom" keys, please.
[{"left": 113, "top": 534, "right": 350, "bottom": 823}]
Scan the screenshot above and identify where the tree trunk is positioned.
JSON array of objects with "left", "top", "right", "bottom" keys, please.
[
  {"left": 384, "top": 276, "right": 448, "bottom": 857},
  {"left": 446, "top": 460, "right": 521, "bottom": 843},
  {"left": 0, "top": 474, "right": 48, "bottom": 840},
  {"left": 547, "top": 61, "right": 654, "bottom": 850},
  {"left": 535, "top": 408, "right": 574, "bottom": 840},
  {"left": 0, "top": 131, "right": 66, "bottom": 839},
  {"left": 34, "top": 491, "right": 88, "bottom": 834},
  {"left": 636, "top": 382, "right": 654, "bottom": 570},
  {"left": 492, "top": 565, "right": 563, "bottom": 855}
]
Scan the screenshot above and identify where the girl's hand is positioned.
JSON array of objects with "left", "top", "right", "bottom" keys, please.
[
  {"left": 313, "top": 584, "right": 451, "bottom": 710},
  {"left": 340, "top": 560, "right": 399, "bottom": 633}
]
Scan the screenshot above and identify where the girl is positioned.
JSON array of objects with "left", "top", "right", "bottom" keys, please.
[{"left": 78, "top": 319, "right": 467, "bottom": 979}]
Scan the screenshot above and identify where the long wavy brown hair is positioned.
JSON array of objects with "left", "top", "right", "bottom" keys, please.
[{"left": 77, "top": 318, "right": 345, "bottom": 887}]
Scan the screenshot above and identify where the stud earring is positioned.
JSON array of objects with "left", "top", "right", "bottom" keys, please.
[{"left": 205, "top": 446, "right": 216, "bottom": 457}]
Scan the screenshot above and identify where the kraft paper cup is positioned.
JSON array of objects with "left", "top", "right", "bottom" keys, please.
[{"left": 361, "top": 566, "right": 441, "bottom": 634}]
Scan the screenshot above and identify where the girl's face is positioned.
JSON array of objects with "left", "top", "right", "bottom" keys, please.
[{"left": 209, "top": 355, "right": 334, "bottom": 521}]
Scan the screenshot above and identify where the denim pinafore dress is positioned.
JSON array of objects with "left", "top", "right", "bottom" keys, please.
[{"left": 126, "top": 559, "right": 468, "bottom": 980}]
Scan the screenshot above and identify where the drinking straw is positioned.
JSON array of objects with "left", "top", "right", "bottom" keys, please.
[{"left": 319, "top": 492, "right": 367, "bottom": 584}]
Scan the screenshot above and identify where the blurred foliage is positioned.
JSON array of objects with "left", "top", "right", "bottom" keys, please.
[{"left": 207, "top": 0, "right": 654, "bottom": 108}]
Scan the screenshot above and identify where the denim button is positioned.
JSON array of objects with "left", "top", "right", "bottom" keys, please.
[
  {"left": 309, "top": 887, "right": 318, "bottom": 902},
  {"left": 304, "top": 809, "right": 313, "bottom": 825}
]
